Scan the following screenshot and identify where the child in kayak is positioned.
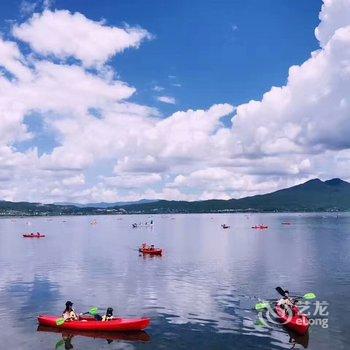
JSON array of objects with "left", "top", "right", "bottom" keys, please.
[
  {"left": 102, "top": 307, "right": 114, "bottom": 321},
  {"left": 62, "top": 301, "right": 79, "bottom": 321}
]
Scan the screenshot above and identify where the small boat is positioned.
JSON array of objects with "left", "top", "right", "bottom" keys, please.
[
  {"left": 132, "top": 220, "right": 154, "bottom": 229},
  {"left": 139, "top": 248, "right": 162, "bottom": 256},
  {"left": 274, "top": 305, "right": 309, "bottom": 335},
  {"left": 221, "top": 224, "right": 230, "bottom": 229},
  {"left": 251, "top": 225, "right": 268, "bottom": 229},
  {"left": 139, "top": 244, "right": 162, "bottom": 255},
  {"left": 281, "top": 222, "right": 291, "bottom": 225},
  {"left": 23, "top": 233, "right": 46, "bottom": 238},
  {"left": 37, "top": 315, "right": 150, "bottom": 332}
]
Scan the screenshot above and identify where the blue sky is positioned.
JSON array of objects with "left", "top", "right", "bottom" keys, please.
[
  {"left": 49, "top": 0, "right": 322, "bottom": 113},
  {"left": 0, "top": 0, "right": 349, "bottom": 203}
]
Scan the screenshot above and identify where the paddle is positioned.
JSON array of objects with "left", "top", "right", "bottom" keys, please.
[
  {"left": 276, "top": 286, "right": 316, "bottom": 301},
  {"left": 255, "top": 288, "right": 316, "bottom": 311},
  {"left": 56, "top": 318, "right": 65, "bottom": 326},
  {"left": 254, "top": 287, "right": 286, "bottom": 311},
  {"left": 276, "top": 286, "right": 287, "bottom": 297},
  {"left": 302, "top": 293, "right": 317, "bottom": 300},
  {"left": 255, "top": 301, "right": 270, "bottom": 311},
  {"left": 85, "top": 307, "right": 99, "bottom": 315},
  {"left": 55, "top": 339, "right": 65, "bottom": 349},
  {"left": 56, "top": 307, "right": 99, "bottom": 326},
  {"left": 254, "top": 319, "right": 268, "bottom": 327}
]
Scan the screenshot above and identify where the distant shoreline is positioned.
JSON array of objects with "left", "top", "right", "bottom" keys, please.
[
  {"left": 0, "top": 210, "right": 346, "bottom": 219},
  {"left": 1, "top": 177, "right": 349, "bottom": 216}
]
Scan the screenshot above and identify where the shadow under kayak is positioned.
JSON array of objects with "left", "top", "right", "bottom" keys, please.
[{"left": 37, "top": 325, "right": 150, "bottom": 342}]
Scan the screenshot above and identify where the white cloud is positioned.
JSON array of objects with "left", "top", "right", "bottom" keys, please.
[
  {"left": 103, "top": 173, "right": 162, "bottom": 190},
  {"left": 157, "top": 95, "right": 176, "bottom": 104},
  {"left": 153, "top": 85, "right": 164, "bottom": 92},
  {"left": 114, "top": 155, "right": 168, "bottom": 173},
  {"left": 0, "top": 37, "right": 32, "bottom": 80},
  {"left": 19, "top": 1, "right": 38, "bottom": 16},
  {"left": 13, "top": 9, "right": 152, "bottom": 67},
  {"left": 0, "top": 1, "right": 349, "bottom": 203},
  {"left": 231, "top": 1, "right": 350, "bottom": 159},
  {"left": 61, "top": 174, "right": 85, "bottom": 186},
  {"left": 43, "top": 0, "right": 54, "bottom": 9},
  {"left": 315, "top": 0, "right": 350, "bottom": 47}
]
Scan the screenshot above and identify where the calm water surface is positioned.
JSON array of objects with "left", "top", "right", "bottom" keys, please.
[{"left": 0, "top": 213, "right": 349, "bottom": 349}]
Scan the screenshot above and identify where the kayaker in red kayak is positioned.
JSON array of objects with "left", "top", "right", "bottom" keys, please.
[
  {"left": 139, "top": 243, "right": 163, "bottom": 255},
  {"left": 93, "top": 307, "right": 115, "bottom": 321},
  {"left": 102, "top": 307, "right": 114, "bottom": 321},
  {"left": 277, "top": 290, "right": 297, "bottom": 314},
  {"left": 141, "top": 243, "right": 155, "bottom": 251},
  {"left": 62, "top": 301, "right": 79, "bottom": 321}
]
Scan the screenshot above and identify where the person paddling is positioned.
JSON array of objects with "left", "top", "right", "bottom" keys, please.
[
  {"left": 62, "top": 301, "right": 79, "bottom": 321},
  {"left": 277, "top": 290, "right": 296, "bottom": 314},
  {"left": 102, "top": 307, "right": 114, "bottom": 321}
]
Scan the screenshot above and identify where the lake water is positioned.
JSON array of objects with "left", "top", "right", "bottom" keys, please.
[{"left": 0, "top": 213, "right": 349, "bottom": 349}]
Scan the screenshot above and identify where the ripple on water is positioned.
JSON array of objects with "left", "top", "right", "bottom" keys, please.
[{"left": 0, "top": 213, "right": 350, "bottom": 349}]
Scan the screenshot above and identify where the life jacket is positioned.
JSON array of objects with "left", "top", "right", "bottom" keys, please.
[{"left": 63, "top": 309, "right": 77, "bottom": 320}]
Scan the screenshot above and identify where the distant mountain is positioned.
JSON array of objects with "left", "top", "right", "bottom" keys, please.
[
  {"left": 117, "top": 178, "right": 350, "bottom": 213},
  {"left": 0, "top": 200, "right": 100, "bottom": 216},
  {"left": 54, "top": 199, "right": 158, "bottom": 208},
  {"left": 1, "top": 178, "right": 350, "bottom": 216}
]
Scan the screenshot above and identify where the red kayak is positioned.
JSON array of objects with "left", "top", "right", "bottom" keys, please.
[
  {"left": 23, "top": 234, "right": 46, "bottom": 238},
  {"left": 275, "top": 306, "right": 309, "bottom": 335},
  {"left": 251, "top": 225, "right": 268, "bottom": 229},
  {"left": 37, "top": 315, "right": 150, "bottom": 332},
  {"left": 139, "top": 248, "right": 162, "bottom": 255}
]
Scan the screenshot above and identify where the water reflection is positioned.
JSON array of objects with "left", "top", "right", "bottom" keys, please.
[
  {"left": 0, "top": 213, "right": 349, "bottom": 349},
  {"left": 37, "top": 326, "right": 150, "bottom": 348},
  {"left": 253, "top": 316, "right": 309, "bottom": 349},
  {"left": 286, "top": 329, "right": 309, "bottom": 349},
  {"left": 6, "top": 276, "right": 60, "bottom": 315},
  {"left": 139, "top": 253, "right": 163, "bottom": 260}
]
